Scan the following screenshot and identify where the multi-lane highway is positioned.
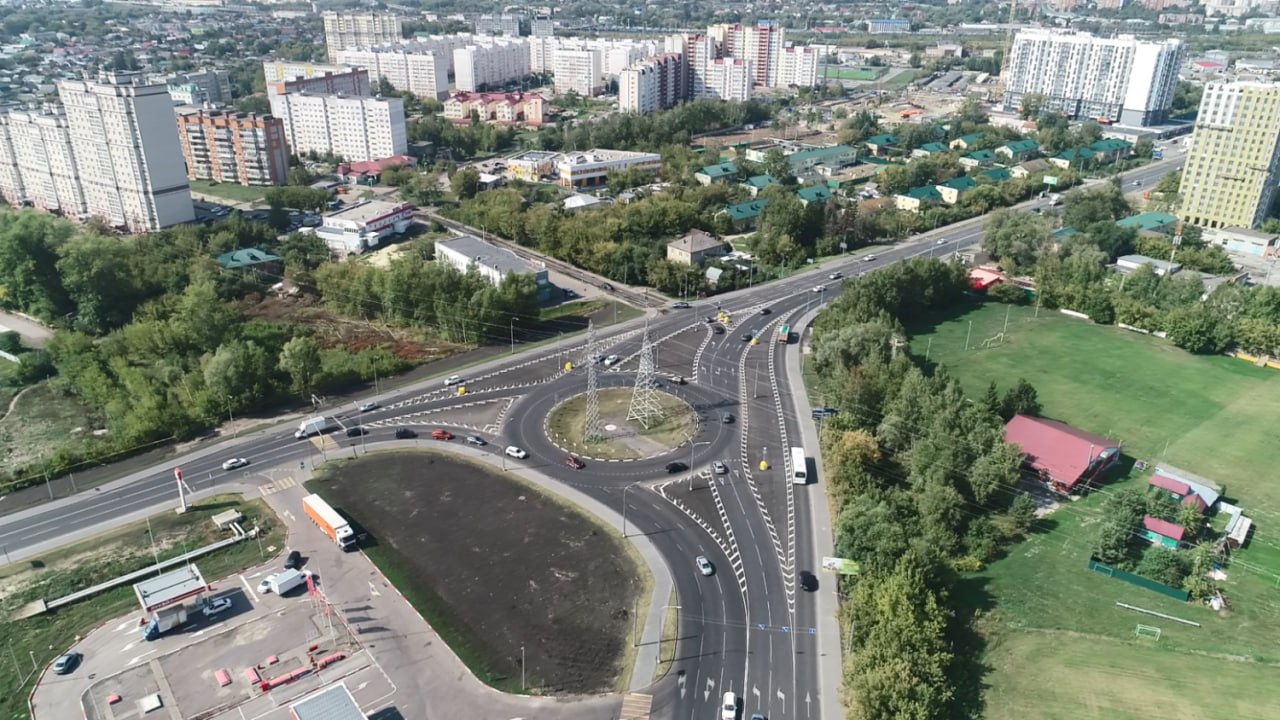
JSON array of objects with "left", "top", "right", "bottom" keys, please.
[{"left": 2, "top": 150, "right": 1187, "bottom": 720}]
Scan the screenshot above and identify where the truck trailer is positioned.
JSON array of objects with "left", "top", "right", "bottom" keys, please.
[
  {"left": 303, "top": 494, "right": 357, "bottom": 551},
  {"left": 295, "top": 415, "right": 339, "bottom": 439},
  {"left": 269, "top": 569, "right": 306, "bottom": 595},
  {"left": 143, "top": 605, "right": 188, "bottom": 641}
]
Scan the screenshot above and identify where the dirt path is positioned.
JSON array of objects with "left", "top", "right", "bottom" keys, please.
[{"left": 0, "top": 385, "right": 32, "bottom": 424}]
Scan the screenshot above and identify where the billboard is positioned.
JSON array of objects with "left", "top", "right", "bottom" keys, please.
[
  {"left": 821, "top": 556, "right": 861, "bottom": 575},
  {"left": 1043, "top": 176, "right": 1059, "bottom": 186}
]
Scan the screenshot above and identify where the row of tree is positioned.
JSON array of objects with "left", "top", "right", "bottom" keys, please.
[{"left": 810, "top": 259, "right": 1043, "bottom": 719}]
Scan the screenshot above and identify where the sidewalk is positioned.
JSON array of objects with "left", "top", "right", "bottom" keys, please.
[
  {"left": 300, "top": 439, "right": 673, "bottom": 694},
  {"left": 786, "top": 308, "right": 845, "bottom": 720}
]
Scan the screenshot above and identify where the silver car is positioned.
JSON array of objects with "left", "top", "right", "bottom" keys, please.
[
  {"left": 711, "top": 460, "right": 728, "bottom": 475},
  {"left": 696, "top": 556, "right": 714, "bottom": 576}
]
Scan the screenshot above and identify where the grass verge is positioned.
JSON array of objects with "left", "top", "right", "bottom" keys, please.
[
  {"left": 547, "top": 388, "right": 696, "bottom": 460},
  {"left": 188, "top": 179, "right": 267, "bottom": 204},
  {"left": 653, "top": 587, "right": 679, "bottom": 683},
  {"left": 0, "top": 495, "right": 283, "bottom": 720}
]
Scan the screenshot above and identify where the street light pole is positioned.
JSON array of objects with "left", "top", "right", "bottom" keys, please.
[
  {"left": 509, "top": 317, "right": 518, "bottom": 354},
  {"left": 521, "top": 644, "right": 526, "bottom": 691}
]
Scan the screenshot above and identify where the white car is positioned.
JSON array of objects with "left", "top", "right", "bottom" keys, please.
[
  {"left": 811, "top": 285, "right": 825, "bottom": 293},
  {"left": 696, "top": 555, "right": 714, "bottom": 576},
  {"left": 721, "top": 691, "right": 738, "bottom": 720},
  {"left": 828, "top": 271, "right": 842, "bottom": 279},
  {"left": 202, "top": 597, "right": 233, "bottom": 617},
  {"left": 505, "top": 446, "right": 528, "bottom": 459},
  {"left": 358, "top": 401, "right": 379, "bottom": 413},
  {"left": 603, "top": 354, "right": 621, "bottom": 367},
  {"left": 444, "top": 374, "right": 463, "bottom": 386},
  {"left": 221, "top": 458, "right": 249, "bottom": 471},
  {"left": 711, "top": 460, "right": 728, "bottom": 475},
  {"left": 936, "top": 237, "right": 947, "bottom": 245},
  {"left": 257, "top": 575, "right": 276, "bottom": 594},
  {"left": 864, "top": 254, "right": 878, "bottom": 262}
]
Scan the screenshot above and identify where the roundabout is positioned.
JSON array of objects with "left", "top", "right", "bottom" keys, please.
[{"left": 545, "top": 388, "right": 697, "bottom": 461}]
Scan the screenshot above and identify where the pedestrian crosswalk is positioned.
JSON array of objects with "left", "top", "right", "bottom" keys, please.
[
  {"left": 619, "top": 693, "right": 652, "bottom": 720},
  {"left": 261, "top": 477, "right": 297, "bottom": 496}
]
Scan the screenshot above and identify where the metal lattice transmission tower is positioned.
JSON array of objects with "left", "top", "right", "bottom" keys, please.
[
  {"left": 583, "top": 322, "right": 604, "bottom": 444},
  {"left": 626, "top": 324, "right": 666, "bottom": 429}
]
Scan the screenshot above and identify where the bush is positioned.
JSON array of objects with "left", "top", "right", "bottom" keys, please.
[
  {"left": 987, "top": 281, "right": 1029, "bottom": 305},
  {"left": 0, "top": 330, "right": 22, "bottom": 354}
]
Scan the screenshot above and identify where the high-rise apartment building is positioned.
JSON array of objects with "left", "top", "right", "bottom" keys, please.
[
  {"left": 0, "top": 106, "right": 85, "bottom": 215},
  {"left": 554, "top": 48, "right": 604, "bottom": 96},
  {"left": 682, "top": 34, "right": 720, "bottom": 99},
  {"left": 322, "top": 11, "right": 403, "bottom": 60},
  {"left": 164, "top": 70, "right": 232, "bottom": 105},
  {"left": 453, "top": 40, "right": 530, "bottom": 92},
  {"left": 262, "top": 61, "right": 357, "bottom": 84},
  {"left": 531, "top": 16, "right": 554, "bottom": 38},
  {"left": 716, "top": 21, "right": 784, "bottom": 87},
  {"left": 176, "top": 109, "right": 290, "bottom": 187},
  {"left": 779, "top": 46, "right": 819, "bottom": 88},
  {"left": 1179, "top": 81, "right": 1280, "bottom": 229},
  {"left": 475, "top": 14, "right": 522, "bottom": 37},
  {"left": 335, "top": 47, "right": 449, "bottom": 100},
  {"left": 708, "top": 58, "right": 752, "bottom": 102},
  {"left": 265, "top": 68, "right": 371, "bottom": 97},
  {"left": 58, "top": 72, "right": 194, "bottom": 231},
  {"left": 270, "top": 92, "right": 407, "bottom": 162},
  {"left": 1002, "top": 30, "right": 1185, "bottom": 126},
  {"left": 619, "top": 54, "right": 683, "bottom": 115}
]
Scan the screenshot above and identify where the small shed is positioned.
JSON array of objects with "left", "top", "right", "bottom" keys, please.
[{"left": 1142, "top": 516, "right": 1184, "bottom": 550}]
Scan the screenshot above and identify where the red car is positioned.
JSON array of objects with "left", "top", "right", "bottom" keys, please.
[
  {"left": 432, "top": 429, "right": 454, "bottom": 440},
  {"left": 565, "top": 455, "right": 585, "bottom": 470}
]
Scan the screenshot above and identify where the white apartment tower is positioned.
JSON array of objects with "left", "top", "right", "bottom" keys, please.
[
  {"left": 1180, "top": 81, "right": 1280, "bottom": 229},
  {"left": 335, "top": 47, "right": 449, "bottom": 99},
  {"left": 475, "top": 14, "right": 522, "bottom": 37},
  {"left": 531, "top": 16, "right": 554, "bottom": 38},
  {"left": 1002, "top": 30, "right": 1185, "bottom": 126},
  {"left": 717, "top": 21, "right": 785, "bottom": 87},
  {"left": 0, "top": 106, "right": 86, "bottom": 215},
  {"left": 554, "top": 48, "right": 604, "bottom": 96},
  {"left": 708, "top": 58, "right": 753, "bottom": 102},
  {"left": 58, "top": 72, "right": 195, "bottom": 231},
  {"left": 779, "top": 46, "right": 820, "bottom": 88},
  {"left": 322, "top": 11, "right": 403, "bottom": 60},
  {"left": 453, "top": 40, "right": 531, "bottom": 92},
  {"left": 270, "top": 92, "right": 407, "bottom": 162},
  {"left": 619, "top": 54, "right": 683, "bottom": 115}
]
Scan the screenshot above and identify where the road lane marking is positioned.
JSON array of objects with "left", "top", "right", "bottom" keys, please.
[{"left": 240, "top": 574, "right": 260, "bottom": 603}]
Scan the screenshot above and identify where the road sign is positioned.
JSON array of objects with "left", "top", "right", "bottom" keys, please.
[
  {"left": 1043, "top": 175, "right": 1059, "bottom": 186},
  {"left": 821, "top": 556, "right": 862, "bottom": 575}
]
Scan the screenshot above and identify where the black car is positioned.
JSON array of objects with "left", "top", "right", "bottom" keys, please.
[
  {"left": 799, "top": 570, "right": 818, "bottom": 592},
  {"left": 759, "top": 308, "right": 771, "bottom": 315},
  {"left": 712, "top": 325, "right": 724, "bottom": 334},
  {"left": 284, "top": 550, "right": 303, "bottom": 571},
  {"left": 722, "top": 413, "right": 735, "bottom": 424},
  {"left": 811, "top": 407, "right": 839, "bottom": 419},
  {"left": 741, "top": 333, "right": 753, "bottom": 342},
  {"left": 395, "top": 428, "right": 417, "bottom": 439},
  {"left": 346, "top": 426, "right": 366, "bottom": 437},
  {"left": 601, "top": 282, "right": 615, "bottom": 291},
  {"left": 665, "top": 461, "right": 688, "bottom": 474}
]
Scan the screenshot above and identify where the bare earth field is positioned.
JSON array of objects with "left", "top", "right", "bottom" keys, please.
[{"left": 309, "top": 451, "right": 644, "bottom": 694}]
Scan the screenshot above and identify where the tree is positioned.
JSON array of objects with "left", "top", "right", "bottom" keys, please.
[
  {"left": 1019, "top": 93, "right": 1046, "bottom": 120},
  {"left": 1063, "top": 185, "right": 1130, "bottom": 230},
  {"left": 1134, "top": 137, "right": 1154, "bottom": 160},
  {"left": 58, "top": 234, "right": 150, "bottom": 334},
  {"left": 451, "top": 167, "right": 480, "bottom": 200},
  {"left": 278, "top": 335, "right": 322, "bottom": 396},
  {"left": 981, "top": 209, "right": 1051, "bottom": 271},
  {"left": 1007, "top": 493, "right": 1037, "bottom": 535},
  {"left": 1136, "top": 547, "right": 1188, "bottom": 587},
  {"left": 0, "top": 330, "right": 21, "bottom": 354},
  {"left": 999, "top": 378, "right": 1040, "bottom": 420},
  {"left": 967, "top": 442, "right": 1022, "bottom": 506},
  {"left": 762, "top": 147, "right": 794, "bottom": 183},
  {"left": 987, "top": 281, "right": 1028, "bottom": 305},
  {"left": 1093, "top": 488, "right": 1146, "bottom": 566}
]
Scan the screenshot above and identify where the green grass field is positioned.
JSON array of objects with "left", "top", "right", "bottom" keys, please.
[
  {"left": 910, "top": 302, "right": 1280, "bottom": 717},
  {"left": 881, "top": 68, "right": 924, "bottom": 90},
  {"left": 0, "top": 382, "right": 102, "bottom": 471},
  {"left": 819, "top": 66, "right": 886, "bottom": 81},
  {"left": 189, "top": 179, "right": 267, "bottom": 204}
]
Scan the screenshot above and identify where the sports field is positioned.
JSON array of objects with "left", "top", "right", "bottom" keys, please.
[{"left": 910, "top": 302, "right": 1280, "bottom": 717}]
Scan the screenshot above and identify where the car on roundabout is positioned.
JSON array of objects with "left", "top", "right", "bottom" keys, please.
[
  {"left": 358, "top": 401, "right": 379, "bottom": 412},
  {"left": 53, "top": 652, "right": 82, "bottom": 675},
  {"left": 466, "top": 435, "right": 487, "bottom": 446},
  {"left": 505, "top": 446, "right": 528, "bottom": 459},
  {"left": 221, "top": 458, "right": 249, "bottom": 471},
  {"left": 665, "top": 461, "right": 687, "bottom": 474},
  {"left": 565, "top": 454, "right": 585, "bottom": 470},
  {"left": 711, "top": 460, "right": 728, "bottom": 475},
  {"left": 395, "top": 428, "right": 417, "bottom": 439},
  {"left": 345, "top": 426, "right": 366, "bottom": 437},
  {"left": 432, "top": 429, "right": 454, "bottom": 440}
]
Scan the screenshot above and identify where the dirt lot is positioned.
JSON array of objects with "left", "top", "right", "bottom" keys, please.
[{"left": 310, "top": 451, "right": 643, "bottom": 695}]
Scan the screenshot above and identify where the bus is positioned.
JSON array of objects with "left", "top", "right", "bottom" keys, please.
[
  {"left": 790, "top": 447, "right": 808, "bottom": 485},
  {"left": 777, "top": 324, "right": 790, "bottom": 344}
]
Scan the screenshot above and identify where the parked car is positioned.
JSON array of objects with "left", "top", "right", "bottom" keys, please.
[
  {"left": 395, "top": 428, "right": 417, "bottom": 439},
  {"left": 601, "top": 282, "right": 615, "bottom": 291},
  {"left": 202, "top": 597, "right": 233, "bottom": 617},
  {"left": 257, "top": 575, "right": 276, "bottom": 594},
  {"left": 345, "top": 426, "right": 366, "bottom": 437},
  {"left": 696, "top": 555, "right": 714, "bottom": 576},
  {"left": 444, "top": 374, "right": 463, "bottom": 386},
  {"left": 52, "top": 652, "right": 82, "bottom": 675},
  {"left": 358, "top": 401, "right": 379, "bottom": 412},
  {"left": 466, "top": 435, "right": 487, "bottom": 446},
  {"left": 431, "top": 429, "right": 454, "bottom": 440},
  {"left": 565, "top": 454, "right": 585, "bottom": 470},
  {"left": 665, "top": 461, "right": 687, "bottom": 474},
  {"left": 221, "top": 458, "right": 249, "bottom": 471},
  {"left": 505, "top": 446, "right": 528, "bottom": 459},
  {"left": 284, "top": 550, "right": 303, "bottom": 570}
]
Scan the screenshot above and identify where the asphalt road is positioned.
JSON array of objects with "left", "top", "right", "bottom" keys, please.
[{"left": 4, "top": 151, "right": 1188, "bottom": 720}]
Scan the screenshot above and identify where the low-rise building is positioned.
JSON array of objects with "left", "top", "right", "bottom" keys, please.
[
  {"left": 996, "top": 138, "right": 1040, "bottom": 162},
  {"left": 442, "top": 92, "right": 545, "bottom": 126},
  {"left": 950, "top": 132, "right": 985, "bottom": 151},
  {"left": 313, "top": 200, "right": 415, "bottom": 254},
  {"left": 435, "top": 234, "right": 551, "bottom": 296},
  {"left": 667, "top": 229, "right": 727, "bottom": 265},
  {"left": 554, "top": 149, "right": 662, "bottom": 189},
  {"left": 719, "top": 199, "right": 768, "bottom": 231},
  {"left": 912, "top": 142, "right": 950, "bottom": 158},
  {"left": 935, "top": 176, "right": 978, "bottom": 204},
  {"left": 506, "top": 150, "right": 559, "bottom": 182},
  {"left": 695, "top": 162, "right": 738, "bottom": 185},
  {"left": 796, "top": 185, "right": 833, "bottom": 206},
  {"left": 959, "top": 149, "right": 998, "bottom": 168},
  {"left": 864, "top": 134, "right": 897, "bottom": 157},
  {"left": 1116, "top": 211, "right": 1179, "bottom": 234},
  {"left": 290, "top": 682, "right": 368, "bottom": 720},
  {"left": 1206, "top": 227, "right": 1278, "bottom": 257},
  {"left": 336, "top": 156, "right": 418, "bottom": 185},
  {"left": 895, "top": 185, "right": 942, "bottom": 212},
  {"left": 740, "top": 174, "right": 778, "bottom": 197},
  {"left": 1116, "top": 254, "right": 1182, "bottom": 275}
]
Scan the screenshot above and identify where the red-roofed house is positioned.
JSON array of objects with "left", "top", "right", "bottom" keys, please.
[
  {"left": 336, "top": 156, "right": 418, "bottom": 185},
  {"left": 1148, "top": 473, "right": 1190, "bottom": 497},
  {"left": 968, "top": 267, "right": 1005, "bottom": 291},
  {"left": 1181, "top": 494, "right": 1208, "bottom": 514},
  {"left": 442, "top": 92, "right": 546, "bottom": 126},
  {"left": 1142, "top": 516, "right": 1184, "bottom": 550},
  {"left": 1004, "top": 414, "right": 1121, "bottom": 495}
]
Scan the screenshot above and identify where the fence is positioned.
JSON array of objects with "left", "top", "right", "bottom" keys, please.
[{"left": 1088, "top": 557, "right": 1190, "bottom": 601}]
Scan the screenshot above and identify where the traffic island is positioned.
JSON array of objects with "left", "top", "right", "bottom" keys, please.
[{"left": 545, "top": 388, "right": 697, "bottom": 461}]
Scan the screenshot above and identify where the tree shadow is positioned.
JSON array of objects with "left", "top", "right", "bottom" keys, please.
[{"left": 948, "top": 574, "right": 994, "bottom": 720}]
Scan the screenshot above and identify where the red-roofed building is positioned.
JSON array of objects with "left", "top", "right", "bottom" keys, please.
[
  {"left": 1142, "top": 516, "right": 1184, "bottom": 549},
  {"left": 336, "top": 156, "right": 417, "bottom": 184},
  {"left": 968, "top": 267, "right": 1005, "bottom": 291},
  {"left": 1181, "top": 494, "right": 1208, "bottom": 514},
  {"left": 1148, "top": 473, "right": 1190, "bottom": 497},
  {"left": 442, "top": 92, "right": 546, "bottom": 126},
  {"left": 1004, "top": 414, "right": 1121, "bottom": 495}
]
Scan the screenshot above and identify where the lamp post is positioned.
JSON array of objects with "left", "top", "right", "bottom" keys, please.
[
  {"left": 509, "top": 317, "right": 518, "bottom": 355},
  {"left": 520, "top": 644, "right": 526, "bottom": 691},
  {"left": 689, "top": 441, "right": 711, "bottom": 491}
]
